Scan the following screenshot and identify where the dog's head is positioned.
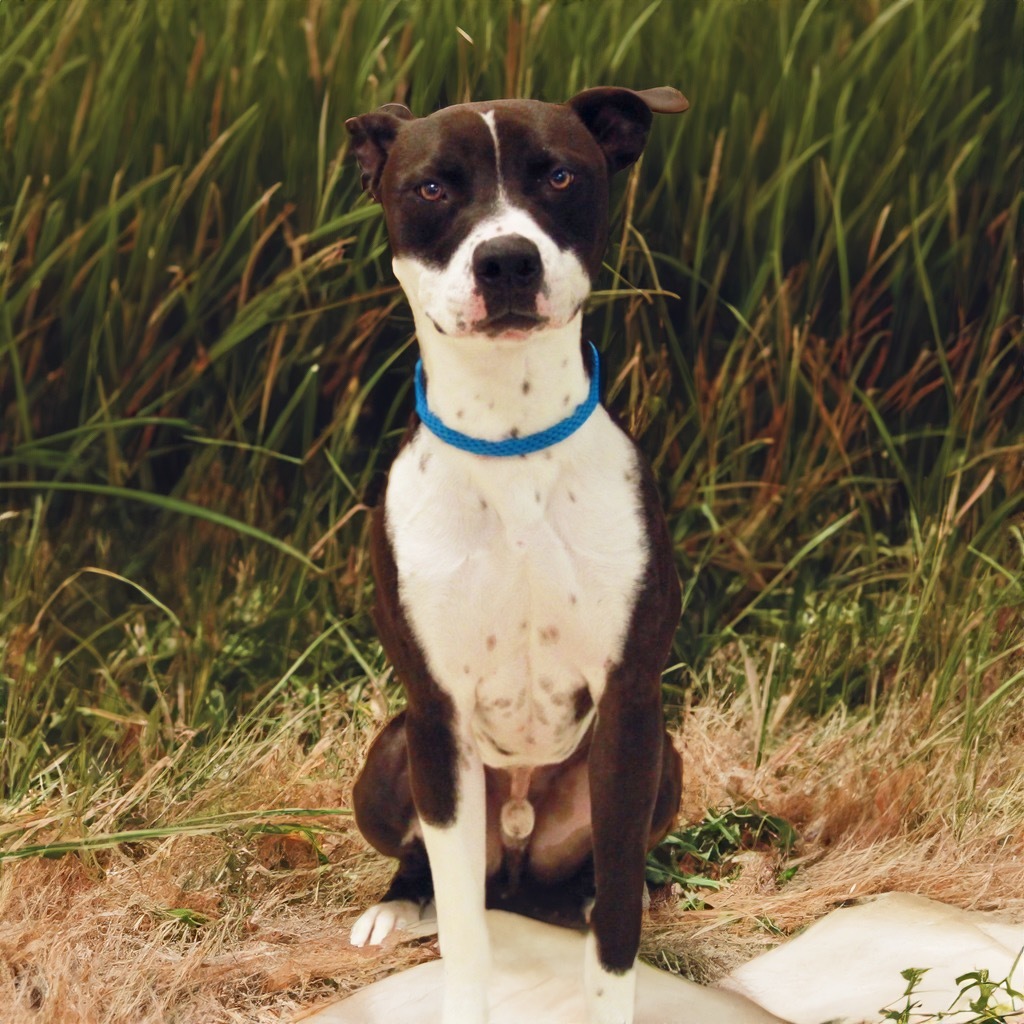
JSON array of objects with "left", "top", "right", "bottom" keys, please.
[{"left": 346, "top": 87, "right": 688, "bottom": 341}]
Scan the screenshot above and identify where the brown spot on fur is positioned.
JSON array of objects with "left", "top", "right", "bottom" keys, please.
[
  {"left": 522, "top": 380, "right": 531, "bottom": 394},
  {"left": 539, "top": 626, "right": 560, "bottom": 645},
  {"left": 486, "top": 635, "right": 497, "bottom": 651}
]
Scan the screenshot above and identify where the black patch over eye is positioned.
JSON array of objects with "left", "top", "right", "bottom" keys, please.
[
  {"left": 548, "top": 167, "right": 574, "bottom": 190},
  {"left": 416, "top": 181, "right": 445, "bottom": 201}
]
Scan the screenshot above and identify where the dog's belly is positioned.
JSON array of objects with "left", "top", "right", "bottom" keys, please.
[{"left": 385, "top": 410, "right": 648, "bottom": 767}]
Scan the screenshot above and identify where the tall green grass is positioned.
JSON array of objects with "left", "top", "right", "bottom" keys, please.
[{"left": 1, "top": 0, "right": 1022, "bottom": 822}]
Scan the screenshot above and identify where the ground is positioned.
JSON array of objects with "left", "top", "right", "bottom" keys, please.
[{"left": 3, "top": 682, "right": 1022, "bottom": 1024}]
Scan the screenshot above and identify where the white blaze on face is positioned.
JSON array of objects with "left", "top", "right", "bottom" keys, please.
[
  {"left": 480, "top": 110, "right": 507, "bottom": 204},
  {"left": 391, "top": 111, "right": 593, "bottom": 340}
]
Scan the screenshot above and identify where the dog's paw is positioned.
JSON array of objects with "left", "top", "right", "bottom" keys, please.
[
  {"left": 584, "top": 930, "right": 637, "bottom": 1024},
  {"left": 349, "top": 899, "right": 423, "bottom": 947}
]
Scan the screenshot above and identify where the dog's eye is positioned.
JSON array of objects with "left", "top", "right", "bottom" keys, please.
[
  {"left": 548, "top": 168, "right": 574, "bottom": 190},
  {"left": 416, "top": 181, "right": 445, "bottom": 201}
]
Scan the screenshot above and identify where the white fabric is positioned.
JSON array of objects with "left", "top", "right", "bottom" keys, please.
[
  {"left": 721, "top": 892, "right": 1024, "bottom": 1023},
  {"left": 307, "top": 909, "right": 779, "bottom": 1024},
  {"left": 303, "top": 894, "right": 1024, "bottom": 1024}
]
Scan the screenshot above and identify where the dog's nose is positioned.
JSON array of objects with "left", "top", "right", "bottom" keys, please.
[{"left": 472, "top": 235, "right": 542, "bottom": 294}]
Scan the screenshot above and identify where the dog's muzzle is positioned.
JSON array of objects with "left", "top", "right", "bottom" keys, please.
[{"left": 472, "top": 234, "right": 547, "bottom": 335}]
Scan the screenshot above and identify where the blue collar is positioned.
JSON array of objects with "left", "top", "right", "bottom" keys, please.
[{"left": 414, "top": 342, "right": 601, "bottom": 457}]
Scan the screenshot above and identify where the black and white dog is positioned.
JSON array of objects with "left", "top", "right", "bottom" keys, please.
[{"left": 345, "top": 86, "right": 688, "bottom": 1024}]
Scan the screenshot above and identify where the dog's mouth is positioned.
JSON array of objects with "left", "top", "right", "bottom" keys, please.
[{"left": 474, "top": 310, "right": 548, "bottom": 338}]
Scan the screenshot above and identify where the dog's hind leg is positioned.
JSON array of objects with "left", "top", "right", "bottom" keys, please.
[{"left": 350, "top": 712, "right": 434, "bottom": 946}]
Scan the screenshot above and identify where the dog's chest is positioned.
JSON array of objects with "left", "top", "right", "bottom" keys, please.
[{"left": 385, "top": 411, "right": 648, "bottom": 766}]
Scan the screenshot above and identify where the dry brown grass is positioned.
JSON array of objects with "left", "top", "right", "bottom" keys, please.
[
  {"left": 2, "top": 692, "right": 1023, "bottom": 1024},
  {"left": 643, "top": 694, "right": 1024, "bottom": 983}
]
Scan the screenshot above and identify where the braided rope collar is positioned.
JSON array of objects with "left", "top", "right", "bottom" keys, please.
[{"left": 414, "top": 341, "right": 601, "bottom": 457}]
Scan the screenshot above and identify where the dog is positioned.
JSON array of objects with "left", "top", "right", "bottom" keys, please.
[{"left": 345, "top": 85, "right": 689, "bottom": 1024}]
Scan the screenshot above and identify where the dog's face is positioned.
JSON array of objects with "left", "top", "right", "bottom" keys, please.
[{"left": 346, "top": 87, "right": 687, "bottom": 341}]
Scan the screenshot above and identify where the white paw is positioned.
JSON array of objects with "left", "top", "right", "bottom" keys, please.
[
  {"left": 349, "top": 899, "right": 422, "bottom": 947},
  {"left": 584, "top": 930, "right": 636, "bottom": 1024}
]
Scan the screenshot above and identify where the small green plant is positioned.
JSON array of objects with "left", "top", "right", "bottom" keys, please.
[
  {"left": 881, "top": 968, "right": 929, "bottom": 1023},
  {"left": 646, "top": 804, "right": 797, "bottom": 893},
  {"left": 879, "top": 953, "right": 1024, "bottom": 1023},
  {"left": 955, "top": 961, "right": 1024, "bottom": 1022},
  {"left": 156, "top": 907, "right": 210, "bottom": 930}
]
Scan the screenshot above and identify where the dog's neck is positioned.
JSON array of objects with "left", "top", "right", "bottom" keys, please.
[{"left": 413, "top": 313, "right": 592, "bottom": 444}]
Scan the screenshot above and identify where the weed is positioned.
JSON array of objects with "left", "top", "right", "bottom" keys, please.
[
  {"left": 880, "top": 955, "right": 1024, "bottom": 1023},
  {"left": 646, "top": 804, "right": 797, "bottom": 890}
]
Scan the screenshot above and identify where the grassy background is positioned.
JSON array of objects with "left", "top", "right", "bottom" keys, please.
[{"left": 1, "top": 0, "right": 1023, "bottom": 951}]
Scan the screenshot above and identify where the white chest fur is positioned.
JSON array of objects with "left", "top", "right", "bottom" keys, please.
[{"left": 385, "top": 409, "right": 648, "bottom": 768}]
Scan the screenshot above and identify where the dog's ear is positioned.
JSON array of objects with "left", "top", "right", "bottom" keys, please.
[
  {"left": 345, "top": 103, "right": 416, "bottom": 201},
  {"left": 566, "top": 86, "right": 688, "bottom": 174}
]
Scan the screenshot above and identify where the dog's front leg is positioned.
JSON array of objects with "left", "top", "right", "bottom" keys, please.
[
  {"left": 407, "top": 698, "right": 490, "bottom": 1024},
  {"left": 585, "top": 684, "right": 664, "bottom": 1024}
]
